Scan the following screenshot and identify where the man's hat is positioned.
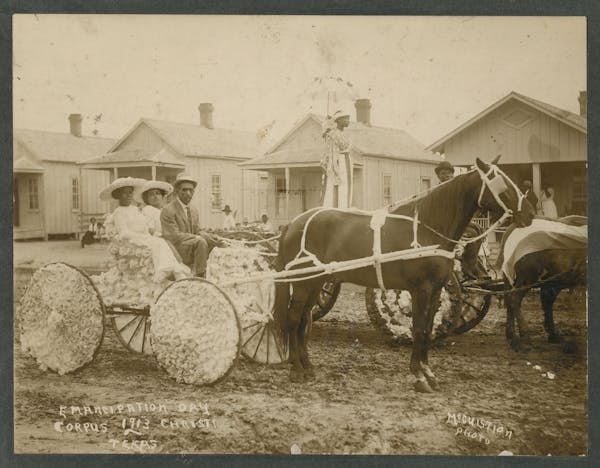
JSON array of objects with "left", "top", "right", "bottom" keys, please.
[
  {"left": 173, "top": 173, "right": 198, "bottom": 188},
  {"left": 222, "top": 205, "right": 232, "bottom": 214},
  {"left": 99, "top": 177, "right": 146, "bottom": 201},
  {"left": 134, "top": 180, "right": 174, "bottom": 203},
  {"left": 435, "top": 160, "right": 455, "bottom": 176}
]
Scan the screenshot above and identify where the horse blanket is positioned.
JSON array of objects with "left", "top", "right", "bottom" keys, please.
[{"left": 501, "top": 218, "right": 588, "bottom": 285}]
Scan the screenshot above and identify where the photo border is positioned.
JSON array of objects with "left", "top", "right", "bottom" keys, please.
[{"left": 1, "top": 1, "right": 597, "bottom": 467}]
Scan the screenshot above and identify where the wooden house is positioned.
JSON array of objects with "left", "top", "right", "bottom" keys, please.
[
  {"left": 81, "top": 104, "right": 266, "bottom": 228},
  {"left": 427, "top": 91, "right": 588, "bottom": 216},
  {"left": 13, "top": 114, "right": 115, "bottom": 240},
  {"left": 241, "top": 99, "right": 442, "bottom": 226}
]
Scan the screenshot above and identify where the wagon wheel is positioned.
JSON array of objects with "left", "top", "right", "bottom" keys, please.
[
  {"left": 109, "top": 305, "right": 152, "bottom": 354},
  {"left": 19, "top": 262, "right": 105, "bottom": 374},
  {"left": 365, "top": 271, "right": 489, "bottom": 345},
  {"left": 151, "top": 278, "right": 242, "bottom": 385},
  {"left": 241, "top": 318, "right": 289, "bottom": 365},
  {"left": 445, "top": 271, "right": 492, "bottom": 335},
  {"left": 311, "top": 280, "right": 342, "bottom": 321}
]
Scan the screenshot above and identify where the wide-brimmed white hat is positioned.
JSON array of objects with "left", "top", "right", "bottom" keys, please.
[
  {"left": 99, "top": 177, "right": 146, "bottom": 201},
  {"left": 332, "top": 109, "right": 351, "bottom": 122},
  {"left": 173, "top": 173, "right": 198, "bottom": 188},
  {"left": 134, "top": 180, "right": 174, "bottom": 203}
]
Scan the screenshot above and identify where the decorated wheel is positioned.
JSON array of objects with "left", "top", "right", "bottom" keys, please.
[
  {"left": 151, "top": 278, "right": 242, "bottom": 385},
  {"left": 207, "top": 246, "right": 287, "bottom": 364},
  {"left": 311, "top": 280, "right": 342, "bottom": 321},
  {"left": 365, "top": 281, "right": 455, "bottom": 345},
  {"left": 19, "top": 263, "right": 105, "bottom": 374},
  {"left": 365, "top": 271, "right": 492, "bottom": 344},
  {"left": 109, "top": 305, "right": 152, "bottom": 354},
  {"left": 444, "top": 272, "right": 492, "bottom": 335}
]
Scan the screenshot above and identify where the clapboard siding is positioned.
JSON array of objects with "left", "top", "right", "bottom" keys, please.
[
  {"left": 113, "top": 123, "right": 166, "bottom": 153},
  {"left": 362, "top": 156, "right": 437, "bottom": 209},
  {"left": 444, "top": 101, "right": 586, "bottom": 166}
]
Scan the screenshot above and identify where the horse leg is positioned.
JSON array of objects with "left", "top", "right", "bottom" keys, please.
[
  {"left": 410, "top": 286, "right": 434, "bottom": 393},
  {"left": 420, "top": 285, "right": 443, "bottom": 391},
  {"left": 506, "top": 288, "right": 531, "bottom": 352},
  {"left": 288, "top": 284, "right": 309, "bottom": 382},
  {"left": 298, "top": 286, "right": 320, "bottom": 380},
  {"left": 541, "top": 285, "right": 562, "bottom": 343}
]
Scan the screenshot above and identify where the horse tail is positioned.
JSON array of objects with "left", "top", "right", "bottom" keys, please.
[{"left": 273, "top": 224, "right": 290, "bottom": 354}]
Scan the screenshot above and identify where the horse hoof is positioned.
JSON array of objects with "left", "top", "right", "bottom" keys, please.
[
  {"left": 290, "top": 369, "right": 304, "bottom": 383},
  {"left": 510, "top": 337, "right": 531, "bottom": 353},
  {"left": 426, "top": 376, "right": 440, "bottom": 391},
  {"left": 548, "top": 334, "right": 563, "bottom": 344},
  {"left": 414, "top": 380, "right": 434, "bottom": 393},
  {"left": 304, "top": 367, "right": 316, "bottom": 380}
]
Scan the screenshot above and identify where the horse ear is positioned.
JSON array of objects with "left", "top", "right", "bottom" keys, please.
[
  {"left": 475, "top": 157, "right": 488, "bottom": 172},
  {"left": 491, "top": 154, "right": 501, "bottom": 165}
]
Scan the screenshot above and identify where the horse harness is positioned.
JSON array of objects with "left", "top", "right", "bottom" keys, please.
[{"left": 286, "top": 164, "right": 526, "bottom": 291}]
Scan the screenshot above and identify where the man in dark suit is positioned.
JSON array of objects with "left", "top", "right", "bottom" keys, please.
[{"left": 160, "top": 173, "right": 215, "bottom": 277}]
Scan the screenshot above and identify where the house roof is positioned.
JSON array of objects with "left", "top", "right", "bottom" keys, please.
[
  {"left": 426, "top": 91, "right": 587, "bottom": 153},
  {"left": 13, "top": 156, "right": 44, "bottom": 173},
  {"left": 244, "top": 114, "right": 440, "bottom": 169},
  {"left": 81, "top": 148, "right": 185, "bottom": 168},
  {"left": 110, "top": 118, "right": 260, "bottom": 160},
  {"left": 14, "top": 129, "right": 116, "bottom": 163}
]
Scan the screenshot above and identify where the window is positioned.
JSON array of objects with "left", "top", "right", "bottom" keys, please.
[
  {"left": 275, "top": 175, "right": 286, "bottom": 216},
  {"left": 383, "top": 174, "right": 392, "bottom": 205},
  {"left": 28, "top": 177, "right": 39, "bottom": 210},
  {"left": 211, "top": 174, "right": 222, "bottom": 210},
  {"left": 420, "top": 177, "right": 431, "bottom": 192},
  {"left": 571, "top": 175, "right": 587, "bottom": 215},
  {"left": 71, "top": 177, "right": 80, "bottom": 210}
]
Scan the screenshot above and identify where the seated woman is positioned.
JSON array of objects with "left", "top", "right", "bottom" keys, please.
[
  {"left": 99, "top": 177, "right": 190, "bottom": 282},
  {"left": 136, "top": 180, "right": 174, "bottom": 237}
]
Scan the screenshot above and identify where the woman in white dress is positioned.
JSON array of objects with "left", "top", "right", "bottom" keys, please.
[
  {"left": 136, "top": 180, "right": 173, "bottom": 237},
  {"left": 321, "top": 110, "right": 352, "bottom": 208},
  {"left": 540, "top": 186, "right": 558, "bottom": 218},
  {"left": 100, "top": 178, "right": 190, "bottom": 282}
]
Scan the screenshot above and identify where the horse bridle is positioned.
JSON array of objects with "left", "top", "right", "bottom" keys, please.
[{"left": 476, "top": 164, "right": 527, "bottom": 225}]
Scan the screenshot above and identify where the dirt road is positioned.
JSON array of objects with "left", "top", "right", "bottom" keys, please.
[{"left": 14, "top": 275, "right": 587, "bottom": 456}]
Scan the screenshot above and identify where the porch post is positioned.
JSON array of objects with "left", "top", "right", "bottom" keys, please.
[
  {"left": 285, "top": 167, "right": 290, "bottom": 221},
  {"left": 151, "top": 165, "right": 157, "bottom": 181},
  {"left": 113, "top": 167, "right": 118, "bottom": 181},
  {"left": 532, "top": 163, "right": 541, "bottom": 212}
]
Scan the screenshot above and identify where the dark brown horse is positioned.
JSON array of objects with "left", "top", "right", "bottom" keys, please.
[
  {"left": 502, "top": 216, "right": 588, "bottom": 351},
  {"left": 274, "top": 158, "right": 535, "bottom": 392}
]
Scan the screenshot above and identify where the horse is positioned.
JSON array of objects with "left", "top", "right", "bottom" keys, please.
[
  {"left": 501, "top": 216, "right": 588, "bottom": 351},
  {"left": 273, "top": 157, "right": 535, "bottom": 393}
]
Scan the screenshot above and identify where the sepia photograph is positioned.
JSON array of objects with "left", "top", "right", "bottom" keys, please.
[{"left": 12, "top": 14, "right": 588, "bottom": 456}]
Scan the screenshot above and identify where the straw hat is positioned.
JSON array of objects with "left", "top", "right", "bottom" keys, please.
[
  {"left": 99, "top": 177, "right": 146, "bottom": 201},
  {"left": 134, "top": 180, "right": 174, "bottom": 203},
  {"left": 173, "top": 173, "right": 198, "bottom": 188}
]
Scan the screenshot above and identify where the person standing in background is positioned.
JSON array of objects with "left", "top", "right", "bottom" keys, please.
[
  {"left": 521, "top": 180, "right": 539, "bottom": 214},
  {"left": 540, "top": 186, "right": 558, "bottom": 218}
]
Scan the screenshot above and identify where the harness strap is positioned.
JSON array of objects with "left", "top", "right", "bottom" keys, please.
[
  {"left": 411, "top": 207, "right": 421, "bottom": 249},
  {"left": 369, "top": 209, "right": 388, "bottom": 291}
]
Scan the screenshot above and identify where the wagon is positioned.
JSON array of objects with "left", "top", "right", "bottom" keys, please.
[{"left": 18, "top": 223, "right": 498, "bottom": 385}]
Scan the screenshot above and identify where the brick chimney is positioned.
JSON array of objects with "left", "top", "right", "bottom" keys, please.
[
  {"left": 69, "top": 113, "right": 82, "bottom": 137},
  {"left": 578, "top": 91, "right": 587, "bottom": 117},
  {"left": 198, "top": 103, "right": 214, "bottom": 129},
  {"left": 355, "top": 99, "right": 372, "bottom": 126}
]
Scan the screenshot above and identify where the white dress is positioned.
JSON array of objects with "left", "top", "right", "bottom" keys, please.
[
  {"left": 322, "top": 127, "right": 352, "bottom": 208},
  {"left": 112, "top": 205, "right": 190, "bottom": 281},
  {"left": 223, "top": 213, "right": 236, "bottom": 230},
  {"left": 142, "top": 205, "right": 162, "bottom": 236},
  {"left": 541, "top": 192, "right": 558, "bottom": 218}
]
